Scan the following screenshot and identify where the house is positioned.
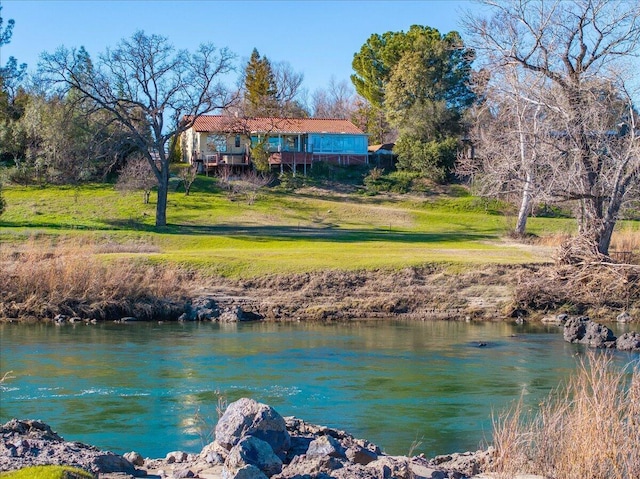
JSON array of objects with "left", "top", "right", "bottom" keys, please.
[
  {"left": 182, "top": 115, "right": 369, "bottom": 173},
  {"left": 367, "top": 143, "right": 397, "bottom": 168}
]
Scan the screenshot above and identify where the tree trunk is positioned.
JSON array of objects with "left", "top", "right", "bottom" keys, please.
[
  {"left": 515, "top": 170, "right": 534, "bottom": 236},
  {"left": 597, "top": 221, "right": 615, "bottom": 257},
  {"left": 155, "top": 164, "right": 169, "bottom": 227}
]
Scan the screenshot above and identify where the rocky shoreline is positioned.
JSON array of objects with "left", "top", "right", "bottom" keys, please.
[{"left": 2, "top": 398, "right": 499, "bottom": 479}]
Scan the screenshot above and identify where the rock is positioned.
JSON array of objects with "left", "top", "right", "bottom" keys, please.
[
  {"left": 274, "top": 454, "right": 343, "bottom": 479},
  {"left": 616, "top": 311, "right": 633, "bottom": 323},
  {"left": 172, "top": 466, "right": 196, "bottom": 478},
  {"left": 427, "top": 448, "right": 494, "bottom": 477},
  {"left": 184, "top": 297, "right": 220, "bottom": 321},
  {"left": 367, "top": 456, "right": 412, "bottom": 479},
  {"left": 345, "top": 446, "right": 378, "bottom": 465},
  {"left": 306, "top": 435, "right": 346, "bottom": 459},
  {"left": 223, "top": 463, "right": 269, "bottom": 479},
  {"left": 200, "top": 442, "right": 225, "bottom": 464},
  {"left": 226, "top": 436, "right": 283, "bottom": 476},
  {"left": 123, "top": 451, "right": 144, "bottom": 466},
  {"left": 563, "top": 317, "right": 616, "bottom": 348},
  {"left": 0, "top": 419, "right": 136, "bottom": 475},
  {"left": 54, "top": 314, "right": 68, "bottom": 324},
  {"left": 166, "top": 450, "right": 188, "bottom": 464},
  {"left": 214, "top": 398, "right": 291, "bottom": 456},
  {"left": 616, "top": 331, "right": 640, "bottom": 351},
  {"left": 541, "top": 314, "right": 568, "bottom": 324},
  {"left": 220, "top": 306, "right": 245, "bottom": 323}
]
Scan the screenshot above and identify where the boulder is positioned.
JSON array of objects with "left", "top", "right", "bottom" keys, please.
[
  {"left": 181, "top": 297, "right": 220, "bottom": 321},
  {"left": 345, "top": 445, "right": 378, "bottom": 465},
  {"left": 220, "top": 306, "right": 245, "bottom": 323},
  {"left": 172, "top": 467, "right": 196, "bottom": 478},
  {"left": 616, "top": 331, "right": 640, "bottom": 351},
  {"left": 166, "top": 450, "right": 188, "bottom": 464},
  {"left": 223, "top": 464, "right": 269, "bottom": 479},
  {"left": 214, "top": 398, "right": 291, "bottom": 456},
  {"left": 0, "top": 419, "right": 136, "bottom": 475},
  {"left": 226, "top": 436, "right": 283, "bottom": 477},
  {"left": 273, "top": 454, "right": 343, "bottom": 479},
  {"left": 123, "top": 451, "right": 144, "bottom": 466},
  {"left": 427, "top": 448, "right": 494, "bottom": 477},
  {"left": 306, "top": 435, "right": 346, "bottom": 459},
  {"left": 616, "top": 311, "right": 633, "bottom": 323},
  {"left": 367, "top": 456, "right": 412, "bottom": 479},
  {"left": 563, "top": 317, "right": 616, "bottom": 348},
  {"left": 200, "top": 441, "right": 225, "bottom": 464}
]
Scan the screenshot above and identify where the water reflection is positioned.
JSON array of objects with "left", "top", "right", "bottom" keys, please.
[{"left": 0, "top": 320, "right": 635, "bottom": 458}]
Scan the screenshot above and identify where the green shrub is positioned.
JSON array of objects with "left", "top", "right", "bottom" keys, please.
[
  {"left": 363, "top": 169, "right": 420, "bottom": 194},
  {"left": 277, "top": 172, "right": 306, "bottom": 191}
]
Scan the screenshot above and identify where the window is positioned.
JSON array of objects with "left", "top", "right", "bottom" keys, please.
[
  {"left": 206, "top": 134, "right": 227, "bottom": 152},
  {"left": 235, "top": 135, "right": 241, "bottom": 148}
]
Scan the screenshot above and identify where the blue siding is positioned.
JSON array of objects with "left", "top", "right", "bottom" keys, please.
[{"left": 309, "top": 134, "right": 368, "bottom": 154}]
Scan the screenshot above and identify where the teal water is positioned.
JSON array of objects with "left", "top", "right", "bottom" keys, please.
[{"left": 0, "top": 320, "right": 636, "bottom": 459}]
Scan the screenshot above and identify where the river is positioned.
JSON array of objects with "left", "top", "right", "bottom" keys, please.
[{"left": 0, "top": 320, "right": 636, "bottom": 459}]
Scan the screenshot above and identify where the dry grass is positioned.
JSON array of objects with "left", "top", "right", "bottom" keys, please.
[
  {"left": 610, "top": 226, "right": 640, "bottom": 263},
  {"left": 513, "top": 262, "right": 640, "bottom": 316},
  {"left": 490, "top": 352, "right": 640, "bottom": 479},
  {"left": 0, "top": 239, "right": 189, "bottom": 320}
]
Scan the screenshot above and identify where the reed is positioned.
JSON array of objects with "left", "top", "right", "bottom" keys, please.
[{"left": 490, "top": 352, "right": 640, "bottom": 479}]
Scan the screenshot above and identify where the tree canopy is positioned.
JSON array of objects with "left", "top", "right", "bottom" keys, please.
[
  {"left": 352, "top": 25, "right": 475, "bottom": 181},
  {"left": 39, "top": 30, "right": 236, "bottom": 226}
]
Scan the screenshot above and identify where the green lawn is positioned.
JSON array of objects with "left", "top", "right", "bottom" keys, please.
[{"left": 0, "top": 177, "right": 573, "bottom": 277}]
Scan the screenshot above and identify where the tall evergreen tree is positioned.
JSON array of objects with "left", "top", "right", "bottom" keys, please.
[{"left": 243, "top": 48, "right": 278, "bottom": 116}]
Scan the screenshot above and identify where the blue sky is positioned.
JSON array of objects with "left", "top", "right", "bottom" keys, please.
[{"left": 1, "top": 0, "right": 481, "bottom": 98}]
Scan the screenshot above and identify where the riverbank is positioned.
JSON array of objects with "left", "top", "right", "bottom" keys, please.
[{"left": 2, "top": 254, "right": 639, "bottom": 323}]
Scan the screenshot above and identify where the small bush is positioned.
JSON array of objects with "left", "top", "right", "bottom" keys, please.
[{"left": 277, "top": 172, "right": 306, "bottom": 191}]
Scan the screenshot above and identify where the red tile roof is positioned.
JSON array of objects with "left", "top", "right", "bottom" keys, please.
[{"left": 186, "top": 115, "right": 365, "bottom": 135}]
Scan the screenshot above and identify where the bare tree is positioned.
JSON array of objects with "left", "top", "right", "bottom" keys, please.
[
  {"left": 116, "top": 154, "right": 156, "bottom": 204},
  {"left": 39, "top": 30, "right": 235, "bottom": 226},
  {"left": 178, "top": 163, "right": 198, "bottom": 196},
  {"left": 312, "top": 77, "right": 357, "bottom": 119},
  {"left": 459, "top": 67, "right": 557, "bottom": 236},
  {"left": 272, "top": 60, "right": 307, "bottom": 117},
  {"left": 231, "top": 170, "right": 273, "bottom": 205},
  {"left": 465, "top": 0, "right": 640, "bottom": 257}
]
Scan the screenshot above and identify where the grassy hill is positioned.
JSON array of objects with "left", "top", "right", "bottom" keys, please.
[{"left": 0, "top": 176, "right": 574, "bottom": 278}]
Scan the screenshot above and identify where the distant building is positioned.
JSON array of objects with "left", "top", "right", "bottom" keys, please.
[
  {"left": 367, "top": 143, "right": 396, "bottom": 168},
  {"left": 182, "top": 115, "right": 369, "bottom": 173}
]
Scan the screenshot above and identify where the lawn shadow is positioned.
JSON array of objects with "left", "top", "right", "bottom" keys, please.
[{"left": 113, "top": 222, "right": 495, "bottom": 244}]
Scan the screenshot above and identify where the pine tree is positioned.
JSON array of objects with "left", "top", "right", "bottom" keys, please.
[{"left": 243, "top": 48, "right": 278, "bottom": 116}]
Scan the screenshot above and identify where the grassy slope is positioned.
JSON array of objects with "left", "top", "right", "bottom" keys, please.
[{"left": 0, "top": 178, "right": 573, "bottom": 278}]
